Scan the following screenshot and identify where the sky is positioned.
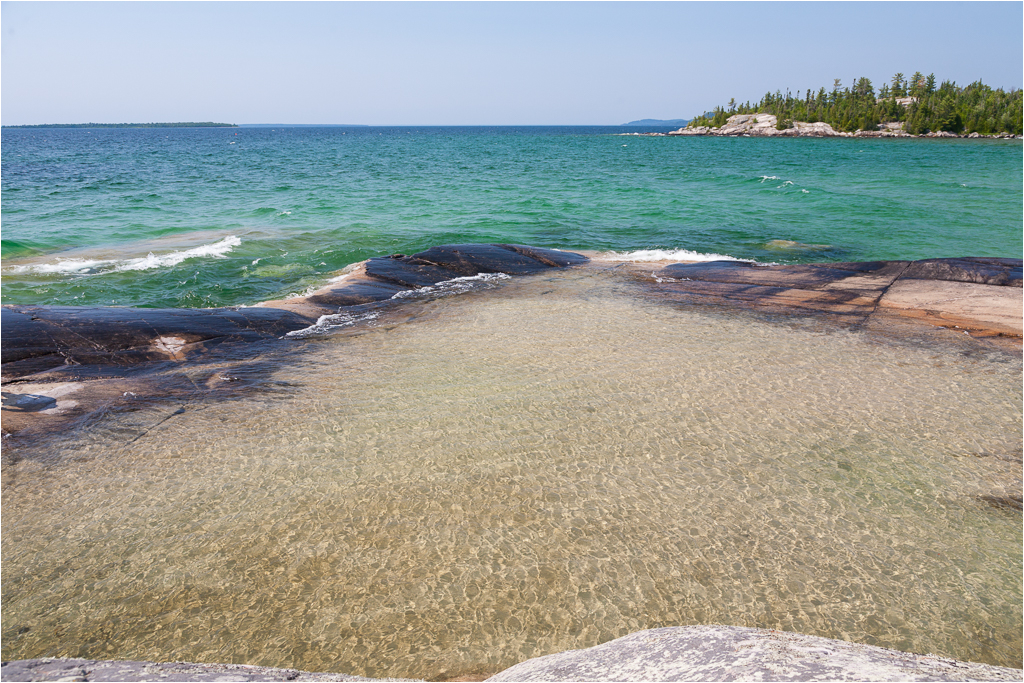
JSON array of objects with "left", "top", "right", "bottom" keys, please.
[{"left": 2, "top": 1, "right": 1022, "bottom": 126}]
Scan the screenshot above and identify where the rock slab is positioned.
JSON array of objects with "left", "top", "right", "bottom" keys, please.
[
  {"left": 485, "top": 626, "right": 1024, "bottom": 682},
  {"left": 653, "top": 257, "right": 1022, "bottom": 337},
  {"left": 0, "top": 658, "right": 397, "bottom": 682}
]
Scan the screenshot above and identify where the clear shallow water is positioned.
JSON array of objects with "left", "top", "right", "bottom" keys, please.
[
  {"left": 2, "top": 271, "right": 1020, "bottom": 677},
  {"left": 2, "top": 126, "right": 1021, "bottom": 308}
]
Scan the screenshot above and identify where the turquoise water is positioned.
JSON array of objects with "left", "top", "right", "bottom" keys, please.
[{"left": 2, "top": 126, "right": 1021, "bottom": 308}]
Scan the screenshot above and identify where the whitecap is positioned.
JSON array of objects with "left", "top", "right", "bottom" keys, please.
[
  {"left": 758, "top": 175, "right": 781, "bottom": 183},
  {"left": 4, "top": 236, "right": 242, "bottom": 276},
  {"left": 6, "top": 258, "right": 116, "bottom": 275},
  {"left": 594, "top": 249, "right": 744, "bottom": 263},
  {"left": 115, "top": 236, "right": 242, "bottom": 272}
]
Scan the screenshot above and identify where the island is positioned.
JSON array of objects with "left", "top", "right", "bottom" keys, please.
[{"left": 620, "top": 73, "right": 1022, "bottom": 139}]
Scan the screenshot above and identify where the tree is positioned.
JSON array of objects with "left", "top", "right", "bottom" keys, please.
[
  {"left": 909, "top": 71, "right": 925, "bottom": 96},
  {"left": 891, "top": 73, "right": 905, "bottom": 97},
  {"left": 854, "top": 77, "right": 874, "bottom": 98},
  {"left": 925, "top": 73, "right": 936, "bottom": 93}
]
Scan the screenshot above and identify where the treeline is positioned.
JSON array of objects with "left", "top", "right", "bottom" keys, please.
[
  {"left": 2, "top": 122, "right": 237, "bottom": 129},
  {"left": 690, "top": 73, "right": 1022, "bottom": 135}
]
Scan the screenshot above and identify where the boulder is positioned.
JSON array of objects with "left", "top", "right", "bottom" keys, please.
[{"left": 486, "top": 626, "right": 1022, "bottom": 682}]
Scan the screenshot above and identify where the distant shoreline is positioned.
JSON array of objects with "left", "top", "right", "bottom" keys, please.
[{"left": 2, "top": 122, "right": 237, "bottom": 129}]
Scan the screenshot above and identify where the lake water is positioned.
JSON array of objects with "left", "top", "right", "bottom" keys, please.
[
  {"left": 2, "top": 126, "right": 1021, "bottom": 308},
  {"left": 1, "top": 128, "right": 1021, "bottom": 678}
]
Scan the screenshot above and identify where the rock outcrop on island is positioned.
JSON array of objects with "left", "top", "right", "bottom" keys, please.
[
  {"left": 625, "top": 113, "right": 1022, "bottom": 139},
  {"left": 5, "top": 626, "right": 1022, "bottom": 682}
]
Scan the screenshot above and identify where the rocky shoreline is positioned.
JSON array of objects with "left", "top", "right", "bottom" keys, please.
[
  {"left": 618, "top": 113, "right": 1023, "bottom": 139},
  {"left": 4, "top": 626, "right": 1022, "bottom": 681},
  {"left": 2, "top": 249, "right": 1021, "bottom": 445}
]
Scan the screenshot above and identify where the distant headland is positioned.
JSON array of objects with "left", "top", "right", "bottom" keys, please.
[
  {"left": 2, "top": 122, "right": 237, "bottom": 129},
  {"left": 622, "top": 118, "right": 690, "bottom": 127}
]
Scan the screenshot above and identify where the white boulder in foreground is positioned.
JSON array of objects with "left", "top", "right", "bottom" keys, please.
[
  {"left": 485, "top": 626, "right": 1023, "bottom": 682},
  {"left": 3, "top": 627, "right": 1022, "bottom": 682}
]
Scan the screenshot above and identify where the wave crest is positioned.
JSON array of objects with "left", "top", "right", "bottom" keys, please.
[{"left": 5, "top": 236, "right": 242, "bottom": 276}]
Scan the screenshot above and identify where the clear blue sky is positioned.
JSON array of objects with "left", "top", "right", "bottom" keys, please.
[{"left": 2, "top": 1, "right": 1022, "bottom": 126}]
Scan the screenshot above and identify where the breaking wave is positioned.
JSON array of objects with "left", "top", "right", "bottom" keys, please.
[{"left": 4, "top": 236, "right": 242, "bottom": 276}]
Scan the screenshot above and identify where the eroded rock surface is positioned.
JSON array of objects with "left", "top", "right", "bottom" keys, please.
[
  {"left": 652, "top": 257, "right": 1022, "bottom": 339},
  {"left": 0, "top": 658, "right": 388, "bottom": 682},
  {"left": 486, "top": 626, "right": 1024, "bottom": 682}
]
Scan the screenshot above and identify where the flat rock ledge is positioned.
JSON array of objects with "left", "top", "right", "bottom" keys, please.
[
  {"left": 487, "top": 626, "right": 1024, "bottom": 682},
  {"left": 5, "top": 627, "right": 1022, "bottom": 682},
  {"left": 650, "top": 256, "right": 1022, "bottom": 343}
]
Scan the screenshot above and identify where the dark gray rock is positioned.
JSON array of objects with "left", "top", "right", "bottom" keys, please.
[
  {"left": 405, "top": 244, "right": 558, "bottom": 276},
  {"left": 306, "top": 279, "right": 411, "bottom": 307},
  {"left": 0, "top": 305, "right": 316, "bottom": 379},
  {"left": 485, "top": 626, "right": 1024, "bottom": 682},
  {"left": 0, "top": 392, "right": 58, "bottom": 412},
  {"left": 363, "top": 256, "right": 466, "bottom": 288},
  {"left": 901, "top": 257, "right": 1022, "bottom": 287}
]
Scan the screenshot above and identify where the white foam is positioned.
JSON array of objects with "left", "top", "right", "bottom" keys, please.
[
  {"left": 391, "top": 272, "right": 512, "bottom": 300},
  {"left": 285, "top": 310, "right": 381, "bottom": 338},
  {"left": 116, "top": 236, "right": 241, "bottom": 272},
  {"left": 758, "top": 175, "right": 781, "bottom": 182},
  {"left": 6, "top": 258, "right": 117, "bottom": 275},
  {"left": 594, "top": 249, "right": 744, "bottom": 263},
  {"left": 5, "top": 236, "right": 242, "bottom": 276}
]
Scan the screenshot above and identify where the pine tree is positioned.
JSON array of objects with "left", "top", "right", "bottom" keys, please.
[
  {"left": 910, "top": 72, "right": 925, "bottom": 96},
  {"left": 891, "top": 73, "right": 905, "bottom": 97}
]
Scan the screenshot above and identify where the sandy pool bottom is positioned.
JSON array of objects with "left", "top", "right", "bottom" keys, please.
[{"left": 2, "top": 268, "right": 1021, "bottom": 679}]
